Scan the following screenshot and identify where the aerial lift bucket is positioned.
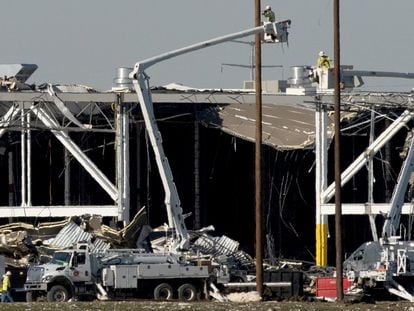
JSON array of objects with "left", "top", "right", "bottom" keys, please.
[{"left": 263, "top": 20, "right": 291, "bottom": 43}]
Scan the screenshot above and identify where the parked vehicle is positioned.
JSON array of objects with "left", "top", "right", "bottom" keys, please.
[{"left": 25, "top": 242, "right": 230, "bottom": 302}]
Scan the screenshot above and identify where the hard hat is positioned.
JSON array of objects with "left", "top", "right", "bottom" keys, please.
[
  {"left": 6, "top": 271, "right": 11, "bottom": 276},
  {"left": 319, "top": 51, "right": 325, "bottom": 57},
  {"left": 265, "top": 5, "right": 271, "bottom": 10}
]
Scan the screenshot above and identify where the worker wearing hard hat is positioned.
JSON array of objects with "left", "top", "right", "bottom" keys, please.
[
  {"left": 263, "top": 5, "right": 276, "bottom": 22},
  {"left": 317, "top": 51, "right": 331, "bottom": 69},
  {"left": 1, "top": 271, "right": 13, "bottom": 302}
]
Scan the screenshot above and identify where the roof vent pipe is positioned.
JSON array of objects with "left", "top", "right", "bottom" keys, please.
[
  {"left": 288, "top": 66, "right": 313, "bottom": 87},
  {"left": 113, "top": 67, "right": 133, "bottom": 89}
]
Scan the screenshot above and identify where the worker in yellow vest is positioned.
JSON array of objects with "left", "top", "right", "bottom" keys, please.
[
  {"left": 317, "top": 51, "right": 331, "bottom": 69},
  {"left": 263, "top": 5, "right": 276, "bottom": 22},
  {"left": 1, "top": 271, "right": 13, "bottom": 302}
]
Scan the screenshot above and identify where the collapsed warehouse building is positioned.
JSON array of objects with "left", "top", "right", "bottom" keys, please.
[{"left": 1, "top": 63, "right": 414, "bottom": 280}]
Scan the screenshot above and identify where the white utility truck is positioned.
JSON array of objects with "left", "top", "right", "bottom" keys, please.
[{"left": 25, "top": 243, "right": 220, "bottom": 301}]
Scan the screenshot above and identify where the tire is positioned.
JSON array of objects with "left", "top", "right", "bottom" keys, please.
[
  {"left": 154, "top": 283, "right": 174, "bottom": 300},
  {"left": 177, "top": 283, "right": 197, "bottom": 301},
  {"left": 26, "top": 291, "right": 36, "bottom": 302},
  {"left": 47, "top": 285, "right": 70, "bottom": 302}
]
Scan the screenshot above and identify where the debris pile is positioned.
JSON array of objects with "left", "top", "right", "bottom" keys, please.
[
  {"left": 0, "top": 208, "right": 257, "bottom": 280},
  {"left": 0, "top": 208, "right": 148, "bottom": 267},
  {"left": 0, "top": 210, "right": 315, "bottom": 302},
  {"left": 191, "top": 233, "right": 255, "bottom": 279}
]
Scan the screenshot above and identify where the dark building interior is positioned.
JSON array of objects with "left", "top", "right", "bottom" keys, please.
[{"left": 0, "top": 102, "right": 411, "bottom": 267}]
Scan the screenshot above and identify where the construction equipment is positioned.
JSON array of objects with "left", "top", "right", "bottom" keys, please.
[
  {"left": 24, "top": 242, "right": 225, "bottom": 301},
  {"left": 128, "top": 20, "right": 289, "bottom": 252},
  {"left": 343, "top": 129, "right": 414, "bottom": 301},
  {"left": 24, "top": 21, "right": 291, "bottom": 302}
]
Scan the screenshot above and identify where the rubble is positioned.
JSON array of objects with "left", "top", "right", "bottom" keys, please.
[
  {"left": 190, "top": 233, "right": 255, "bottom": 278},
  {"left": 0, "top": 209, "right": 315, "bottom": 302},
  {"left": 0, "top": 207, "right": 148, "bottom": 267},
  {"left": 226, "top": 291, "right": 262, "bottom": 303},
  {"left": 0, "top": 207, "right": 256, "bottom": 278}
]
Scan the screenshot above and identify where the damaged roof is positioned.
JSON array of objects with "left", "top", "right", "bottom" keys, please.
[
  {"left": 198, "top": 100, "right": 333, "bottom": 150},
  {"left": 152, "top": 85, "right": 335, "bottom": 150},
  {"left": 0, "top": 86, "right": 336, "bottom": 150}
]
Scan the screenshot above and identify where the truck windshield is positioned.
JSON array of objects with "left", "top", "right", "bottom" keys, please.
[{"left": 50, "top": 252, "right": 71, "bottom": 265}]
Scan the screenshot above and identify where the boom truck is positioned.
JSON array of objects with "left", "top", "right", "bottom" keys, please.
[
  {"left": 343, "top": 126, "right": 414, "bottom": 301},
  {"left": 24, "top": 20, "right": 291, "bottom": 302}
]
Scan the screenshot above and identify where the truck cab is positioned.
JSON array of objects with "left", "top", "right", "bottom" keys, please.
[
  {"left": 68, "top": 248, "right": 92, "bottom": 283},
  {"left": 25, "top": 245, "right": 93, "bottom": 302}
]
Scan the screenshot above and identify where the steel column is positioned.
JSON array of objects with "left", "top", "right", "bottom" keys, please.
[
  {"left": 64, "top": 145, "right": 71, "bottom": 205},
  {"left": 26, "top": 111, "right": 32, "bottom": 206},
  {"left": 20, "top": 106, "right": 27, "bottom": 207},
  {"left": 122, "top": 95, "right": 130, "bottom": 223},
  {"left": 194, "top": 121, "right": 201, "bottom": 230},
  {"left": 368, "top": 109, "right": 378, "bottom": 241},
  {"left": 116, "top": 94, "right": 124, "bottom": 221},
  {"left": 315, "top": 103, "right": 328, "bottom": 266}
]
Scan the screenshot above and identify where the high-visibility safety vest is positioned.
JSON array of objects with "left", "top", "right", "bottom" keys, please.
[
  {"left": 263, "top": 10, "right": 276, "bottom": 22},
  {"left": 2, "top": 275, "right": 11, "bottom": 291},
  {"left": 317, "top": 55, "right": 331, "bottom": 69}
]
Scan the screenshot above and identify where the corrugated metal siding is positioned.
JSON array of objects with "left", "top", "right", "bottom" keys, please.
[
  {"left": 193, "top": 234, "right": 253, "bottom": 267},
  {"left": 193, "top": 234, "right": 239, "bottom": 256},
  {"left": 44, "top": 221, "right": 110, "bottom": 252}
]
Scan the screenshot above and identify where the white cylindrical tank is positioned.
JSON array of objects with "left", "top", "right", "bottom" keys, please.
[
  {"left": 288, "top": 66, "right": 313, "bottom": 87},
  {"left": 113, "top": 67, "right": 133, "bottom": 89}
]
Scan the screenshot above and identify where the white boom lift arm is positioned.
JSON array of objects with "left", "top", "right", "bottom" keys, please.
[
  {"left": 129, "top": 21, "right": 290, "bottom": 251},
  {"left": 382, "top": 130, "right": 414, "bottom": 239}
]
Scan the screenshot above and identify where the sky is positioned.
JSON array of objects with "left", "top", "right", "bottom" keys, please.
[{"left": 2, "top": 1, "right": 414, "bottom": 91}]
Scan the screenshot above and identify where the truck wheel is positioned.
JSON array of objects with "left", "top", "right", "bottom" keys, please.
[
  {"left": 26, "top": 291, "right": 36, "bottom": 302},
  {"left": 47, "top": 285, "right": 70, "bottom": 302},
  {"left": 178, "top": 283, "right": 197, "bottom": 301},
  {"left": 154, "top": 283, "right": 174, "bottom": 300}
]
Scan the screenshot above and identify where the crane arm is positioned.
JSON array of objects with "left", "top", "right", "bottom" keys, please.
[
  {"left": 382, "top": 130, "right": 414, "bottom": 239},
  {"left": 132, "top": 75, "right": 189, "bottom": 251},
  {"left": 130, "top": 21, "right": 289, "bottom": 252},
  {"left": 130, "top": 22, "right": 284, "bottom": 76}
]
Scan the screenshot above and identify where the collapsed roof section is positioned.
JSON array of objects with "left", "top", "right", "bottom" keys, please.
[
  {"left": 159, "top": 83, "right": 336, "bottom": 150},
  {"left": 199, "top": 103, "right": 323, "bottom": 150}
]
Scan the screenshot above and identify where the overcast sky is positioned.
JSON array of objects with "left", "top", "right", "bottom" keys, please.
[{"left": 2, "top": 1, "right": 414, "bottom": 91}]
